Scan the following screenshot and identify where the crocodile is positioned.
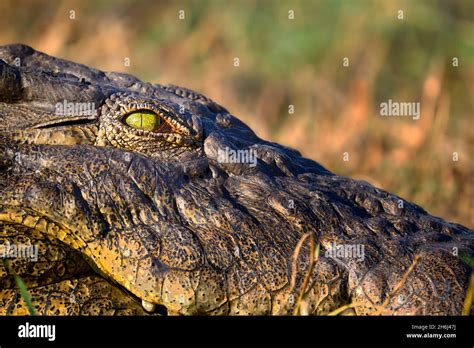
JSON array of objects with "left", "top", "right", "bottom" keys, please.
[{"left": 0, "top": 44, "right": 472, "bottom": 316}]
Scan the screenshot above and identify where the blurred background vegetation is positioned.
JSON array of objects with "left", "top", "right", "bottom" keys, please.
[{"left": 0, "top": 0, "right": 472, "bottom": 226}]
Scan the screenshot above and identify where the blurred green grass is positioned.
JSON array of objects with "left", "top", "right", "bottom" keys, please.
[{"left": 0, "top": 0, "right": 472, "bottom": 226}]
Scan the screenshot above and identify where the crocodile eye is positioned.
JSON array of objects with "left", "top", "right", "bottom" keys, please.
[{"left": 124, "top": 110, "right": 161, "bottom": 132}]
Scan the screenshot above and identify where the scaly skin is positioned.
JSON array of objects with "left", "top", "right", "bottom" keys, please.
[{"left": 0, "top": 44, "right": 472, "bottom": 315}]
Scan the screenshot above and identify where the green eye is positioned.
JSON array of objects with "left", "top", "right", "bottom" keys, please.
[{"left": 124, "top": 110, "right": 161, "bottom": 132}]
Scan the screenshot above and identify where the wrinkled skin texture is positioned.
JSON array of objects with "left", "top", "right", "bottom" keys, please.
[{"left": 0, "top": 44, "right": 472, "bottom": 316}]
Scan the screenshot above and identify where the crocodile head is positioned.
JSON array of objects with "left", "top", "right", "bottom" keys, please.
[{"left": 0, "top": 44, "right": 472, "bottom": 315}]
